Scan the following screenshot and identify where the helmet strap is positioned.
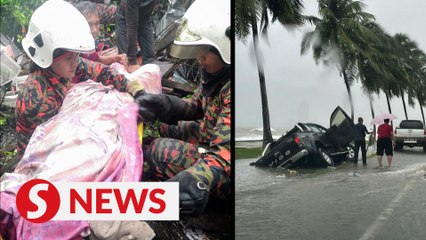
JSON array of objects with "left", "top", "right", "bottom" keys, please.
[{"left": 53, "top": 49, "right": 69, "bottom": 59}]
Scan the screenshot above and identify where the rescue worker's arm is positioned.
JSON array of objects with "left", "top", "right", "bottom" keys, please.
[
  {"left": 135, "top": 88, "right": 204, "bottom": 124},
  {"left": 75, "top": 58, "right": 143, "bottom": 95},
  {"left": 15, "top": 79, "right": 59, "bottom": 159},
  {"left": 80, "top": 51, "right": 128, "bottom": 67},
  {"left": 98, "top": 54, "right": 127, "bottom": 66},
  {"left": 186, "top": 85, "right": 231, "bottom": 183},
  {"left": 167, "top": 84, "right": 231, "bottom": 216},
  {"left": 80, "top": 51, "right": 100, "bottom": 62}
]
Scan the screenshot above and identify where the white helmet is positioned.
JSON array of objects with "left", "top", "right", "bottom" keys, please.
[
  {"left": 170, "top": 0, "right": 230, "bottom": 64},
  {"left": 22, "top": 0, "right": 95, "bottom": 68}
]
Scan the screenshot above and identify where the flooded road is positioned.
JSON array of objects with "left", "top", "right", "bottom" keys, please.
[{"left": 235, "top": 149, "right": 426, "bottom": 240}]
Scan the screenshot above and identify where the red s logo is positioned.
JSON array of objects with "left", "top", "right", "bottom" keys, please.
[{"left": 16, "top": 179, "right": 60, "bottom": 223}]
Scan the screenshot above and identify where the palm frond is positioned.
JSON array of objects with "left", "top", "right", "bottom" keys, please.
[{"left": 300, "top": 31, "right": 316, "bottom": 55}]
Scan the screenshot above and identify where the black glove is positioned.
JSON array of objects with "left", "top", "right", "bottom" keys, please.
[
  {"left": 134, "top": 91, "right": 169, "bottom": 122},
  {"left": 134, "top": 91, "right": 188, "bottom": 124},
  {"left": 167, "top": 171, "right": 210, "bottom": 217}
]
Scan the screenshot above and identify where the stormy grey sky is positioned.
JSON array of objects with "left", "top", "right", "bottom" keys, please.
[{"left": 235, "top": 0, "right": 426, "bottom": 132}]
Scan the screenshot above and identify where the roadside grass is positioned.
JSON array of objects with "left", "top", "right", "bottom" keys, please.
[{"left": 235, "top": 147, "right": 263, "bottom": 160}]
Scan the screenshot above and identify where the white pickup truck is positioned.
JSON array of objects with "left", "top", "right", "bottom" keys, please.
[{"left": 394, "top": 120, "right": 426, "bottom": 152}]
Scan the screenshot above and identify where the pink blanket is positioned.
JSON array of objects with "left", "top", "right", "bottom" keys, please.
[{"left": 0, "top": 81, "right": 143, "bottom": 239}]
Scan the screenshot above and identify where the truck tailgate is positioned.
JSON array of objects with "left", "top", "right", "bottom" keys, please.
[{"left": 395, "top": 129, "right": 425, "bottom": 138}]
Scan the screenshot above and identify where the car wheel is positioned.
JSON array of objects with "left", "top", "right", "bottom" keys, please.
[
  {"left": 423, "top": 141, "right": 426, "bottom": 153},
  {"left": 346, "top": 145, "right": 355, "bottom": 161},
  {"left": 319, "top": 148, "right": 334, "bottom": 166}
]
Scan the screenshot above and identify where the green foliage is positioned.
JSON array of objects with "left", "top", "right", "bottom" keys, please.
[
  {"left": 143, "top": 120, "right": 161, "bottom": 138},
  {"left": 104, "top": 23, "right": 115, "bottom": 35},
  {"left": 235, "top": 147, "right": 263, "bottom": 160},
  {"left": 0, "top": 0, "right": 46, "bottom": 45},
  {"left": 235, "top": 0, "right": 305, "bottom": 42},
  {"left": 3, "top": 149, "right": 16, "bottom": 158},
  {"left": 0, "top": 117, "right": 6, "bottom": 126},
  {"left": 0, "top": 149, "right": 16, "bottom": 175}
]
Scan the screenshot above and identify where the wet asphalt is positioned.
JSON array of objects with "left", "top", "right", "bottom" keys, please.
[{"left": 235, "top": 147, "right": 426, "bottom": 240}]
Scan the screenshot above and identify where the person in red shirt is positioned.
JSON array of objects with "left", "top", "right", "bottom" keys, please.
[{"left": 376, "top": 118, "right": 395, "bottom": 167}]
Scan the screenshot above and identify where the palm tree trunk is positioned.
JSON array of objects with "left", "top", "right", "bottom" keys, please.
[
  {"left": 385, "top": 90, "right": 392, "bottom": 114},
  {"left": 342, "top": 70, "right": 354, "bottom": 120},
  {"left": 385, "top": 90, "right": 394, "bottom": 126},
  {"left": 250, "top": 11, "right": 273, "bottom": 148},
  {"left": 419, "top": 97, "right": 425, "bottom": 125},
  {"left": 399, "top": 86, "right": 408, "bottom": 120},
  {"left": 368, "top": 94, "right": 376, "bottom": 144}
]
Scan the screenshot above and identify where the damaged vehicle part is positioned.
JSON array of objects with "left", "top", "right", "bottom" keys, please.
[{"left": 251, "top": 106, "right": 355, "bottom": 168}]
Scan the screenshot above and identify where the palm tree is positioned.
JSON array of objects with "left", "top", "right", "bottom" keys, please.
[
  {"left": 391, "top": 34, "right": 426, "bottom": 121},
  {"left": 416, "top": 68, "right": 426, "bottom": 125},
  {"left": 412, "top": 75, "right": 426, "bottom": 125},
  {"left": 414, "top": 74, "right": 426, "bottom": 125},
  {"left": 381, "top": 68, "right": 403, "bottom": 126},
  {"left": 235, "top": 0, "right": 304, "bottom": 147},
  {"left": 389, "top": 34, "right": 419, "bottom": 120},
  {"left": 356, "top": 21, "right": 393, "bottom": 141},
  {"left": 358, "top": 29, "right": 402, "bottom": 122},
  {"left": 301, "top": 0, "right": 377, "bottom": 120},
  {"left": 407, "top": 56, "right": 426, "bottom": 125},
  {"left": 356, "top": 26, "right": 425, "bottom": 126}
]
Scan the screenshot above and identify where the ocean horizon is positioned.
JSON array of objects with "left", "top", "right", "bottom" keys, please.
[{"left": 235, "top": 127, "right": 287, "bottom": 148}]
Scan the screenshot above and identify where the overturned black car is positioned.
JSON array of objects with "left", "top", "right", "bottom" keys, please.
[{"left": 251, "top": 106, "right": 356, "bottom": 168}]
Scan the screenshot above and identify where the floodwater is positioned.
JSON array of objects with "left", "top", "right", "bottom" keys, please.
[{"left": 235, "top": 148, "right": 426, "bottom": 240}]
